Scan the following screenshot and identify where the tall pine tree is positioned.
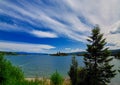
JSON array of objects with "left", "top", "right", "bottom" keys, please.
[
  {"left": 84, "top": 26, "right": 116, "bottom": 85},
  {"left": 68, "top": 56, "right": 78, "bottom": 85}
]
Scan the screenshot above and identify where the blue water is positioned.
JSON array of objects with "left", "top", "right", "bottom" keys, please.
[
  {"left": 5, "top": 55, "right": 120, "bottom": 85},
  {"left": 5, "top": 55, "right": 84, "bottom": 78}
]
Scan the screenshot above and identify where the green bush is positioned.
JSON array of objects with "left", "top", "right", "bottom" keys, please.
[
  {"left": 0, "top": 53, "right": 42, "bottom": 85},
  {"left": 0, "top": 53, "right": 24, "bottom": 85},
  {"left": 50, "top": 71, "right": 63, "bottom": 85}
]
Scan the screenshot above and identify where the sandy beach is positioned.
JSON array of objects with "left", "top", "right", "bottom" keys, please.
[{"left": 25, "top": 77, "right": 70, "bottom": 85}]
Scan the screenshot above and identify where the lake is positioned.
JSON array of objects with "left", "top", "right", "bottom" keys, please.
[
  {"left": 5, "top": 55, "right": 120, "bottom": 85},
  {"left": 5, "top": 55, "right": 84, "bottom": 77}
]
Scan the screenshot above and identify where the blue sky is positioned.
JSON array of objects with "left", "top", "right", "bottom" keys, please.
[{"left": 0, "top": 0, "right": 120, "bottom": 53}]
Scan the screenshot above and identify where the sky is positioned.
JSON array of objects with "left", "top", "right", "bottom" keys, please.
[{"left": 0, "top": 0, "right": 120, "bottom": 53}]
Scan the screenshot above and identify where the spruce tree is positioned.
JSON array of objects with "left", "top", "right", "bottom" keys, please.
[
  {"left": 68, "top": 56, "right": 78, "bottom": 85},
  {"left": 84, "top": 26, "right": 116, "bottom": 85}
]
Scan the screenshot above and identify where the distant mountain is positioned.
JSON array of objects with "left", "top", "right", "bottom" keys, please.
[
  {"left": 0, "top": 51, "right": 48, "bottom": 55},
  {"left": 16, "top": 52, "right": 48, "bottom": 55},
  {"left": 68, "top": 51, "right": 86, "bottom": 56},
  {"left": 1, "top": 49, "right": 120, "bottom": 57},
  {"left": 111, "top": 49, "right": 120, "bottom": 59},
  {"left": 111, "top": 49, "right": 120, "bottom": 54},
  {"left": 68, "top": 49, "right": 120, "bottom": 57}
]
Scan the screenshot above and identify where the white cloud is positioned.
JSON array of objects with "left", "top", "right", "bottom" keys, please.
[
  {"left": 0, "top": 0, "right": 120, "bottom": 49},
  {"left": 29, "top": 30, "right": 58, "bottom": 38},
  {"left": 64, "top": 0, "right": 120, "bottom": 49},
  {"left": 101, "top": 21, "right": 120, "bottom": 49},
  {"left": 0, "top": 0, "right": 90, "bottom": 42},
  {"left": 65, "top": 48, "right": 85, "bottom": 53},
  {"left": 106, "top": 33, "right": 120, "bottom": 50},
  {"left": 108, "top": 21, "right": 120, "bottom": 34},
  {"left": 65, "top": 0, "right": 120, "bottom": 26},
  {"left": 65, "top": 48, "right": 71, "bottom": 50},
  {"left": 0, "top": 41, "right": 55, "bottom": 53},
  {"left": 0, "top": 23, "right": 22, "bottom": 32}
]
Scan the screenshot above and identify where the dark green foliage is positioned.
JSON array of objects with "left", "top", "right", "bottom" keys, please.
[
  {"left": 50, "top": 52, "right": 68, "bottom": 56},
  {"left": 114, "top": 52, "right": 120, "bottom": 59},
  {"left": 118, "top": 67, "right": 120, "bottom": 73},
  {"left": 0, "top": 53, "right": 24, "bottom": 85},
  {"left": 68, "top": 56, "right": 78, "bottom": 85},
  {"left": 50, "top": 71, "right": 63, "bottom": 85},
  {"left": 77, "top": 67, "right": 87, "bottom": 85},
  {"left": 0, "top": 53, "right": 43, "bottom": 85},
  {"left": 84, "top": 26, "right": 116, "bottom": 85}
]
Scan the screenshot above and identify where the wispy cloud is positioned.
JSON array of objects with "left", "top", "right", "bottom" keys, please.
[
  {"left": 0, "top": 41, "right": 55, "bottom": 53},
  {"left": 64, "top": 0, "right": 120, "bottom": 49},
  {"left": 0, "top": 0, "right": 120, "bottom": 50},
  {"left": 29, "top": 30, "right": 58, "bottom": 38},
  {"left": 0, "top": 0, "right": 90, "bottom": 42},
  {"left": 109, "top": 21, "right": 120, "bottom": 34},
  {"left": 65, "top": 48, "right": 85, "bottom": 53}
]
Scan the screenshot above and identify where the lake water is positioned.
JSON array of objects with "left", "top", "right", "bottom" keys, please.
[
  {"left": 5, "top": 55, "right": 84, "bottom": 77},
  {"left": 5, "top": 55, "right": 120, "bottom": 85}
]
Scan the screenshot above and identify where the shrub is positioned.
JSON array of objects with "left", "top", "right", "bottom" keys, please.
[
  {"left": 0, "top": 53, "right": 24, "bottom": 85},
  {"left": 50, "top": 71, "right": 63, "bottom": 85},
  {"left": 0, "top": 53, "right": 42, "bottom": 85}
]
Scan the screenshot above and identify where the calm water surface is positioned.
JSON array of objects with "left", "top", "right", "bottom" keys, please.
[
  {"left": 5, "top": 55, "right": 120, "bottom": 85},
  {"left": 5, "top": 55, "right": 84, "bottom": 77}
]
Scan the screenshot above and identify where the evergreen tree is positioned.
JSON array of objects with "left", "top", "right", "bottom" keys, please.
[
  {"left": 77, "top": 67, "right": 87, "bottom": 85},
  {"left": 68, "top": 56, "right": 78, "bottom": 85},
  {"left": 84, "top": 26, "right": 116, "bottom": 85},
  {"left": 0, "top": 52, "right": 24, "bottom": 85}
]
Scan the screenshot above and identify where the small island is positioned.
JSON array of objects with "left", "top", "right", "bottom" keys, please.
[{"left": 50, "top": 52, "right": 68, "bottom": 56}]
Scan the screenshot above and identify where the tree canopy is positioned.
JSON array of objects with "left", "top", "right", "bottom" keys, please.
[{"left": 84, "top": 26, "right": 116, "bottom": 85}]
